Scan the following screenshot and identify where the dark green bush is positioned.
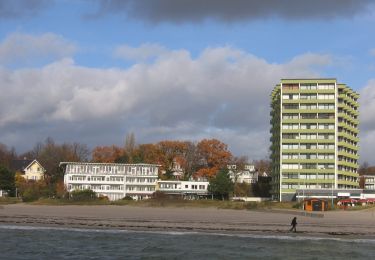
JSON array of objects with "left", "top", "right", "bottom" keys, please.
[
  {"left": 22, "top": 188, "right": 41, "bottom": 202},
  {"left": 69, "top": 189, "right": 96, "bottom": 201}
]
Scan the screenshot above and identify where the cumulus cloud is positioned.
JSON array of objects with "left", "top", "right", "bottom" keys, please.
[
  {"left": 0, "top": 0, "right": 50, "bottom": 19},
  {"left": 114, "top": 43, "right": 168, "bottom": 62},
  {"left": 358, "top": 79, "right": 375, "bottom": 163},
  {"left": 0, "top": 32, "right": 76, "bottom": 67},
  {"left": 0, "top": 44, "right": 335, "bottom": 160},
  {"left": 92, "top": 0, "right": 374, "bottom": 23},
  {"left": 359, "top": 79, "right": 375, "bottom": 131}
]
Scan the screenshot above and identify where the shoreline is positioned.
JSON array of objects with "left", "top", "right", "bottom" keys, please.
[{"left": 1, "top": 204, "right": 375, "bottom": 239}]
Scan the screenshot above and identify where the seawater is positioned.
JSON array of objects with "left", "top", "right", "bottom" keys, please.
[{"left": 1, "top": 225, "right": 374, "bottom": 259}]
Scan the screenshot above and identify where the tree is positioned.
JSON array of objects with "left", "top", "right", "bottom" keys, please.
[
  {"left": 208, "top": 168, "right": 234, "bottom": 200},
  {"left": 157, "top": 140, "right": 188, "bottom": 177},
  {"left": 20, "top": 138, "right": 90, "bottom": 197},
  {"left": 234, "top": 182, "right": 253, "bottom": 197},
  {"left": 0, "top": 165, "right": 15, "bottom": 196},
  {"left": 359, "top": 162, "right": 370, "bottom": 175},
  {"left": 92, "top": 145, "right": 123, "bottom": 163},
  {"left": 182, "top": 141, "right": 199, "bottom": 180},
  {"left": 133, "top": 143, "right": 161, "bottom": 164},
  {"left": 254, "top": 159, "right": 271, "bottom": 175},
  {"left": 0, "top": 143, "right": 17, "bottom": 169},
  {"left": 124, "top": 132, "right": 136, "bottom": 163},
  {"left": 196, "top": 139, "right": 232, "bottom": 178},
  {"left": 252, "top": 176, "right": 271, "bottom": 197}
]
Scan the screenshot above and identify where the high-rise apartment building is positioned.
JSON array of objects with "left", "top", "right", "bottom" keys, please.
[{"left": 270, "top": 79, "right": 359, "bottom": 201}]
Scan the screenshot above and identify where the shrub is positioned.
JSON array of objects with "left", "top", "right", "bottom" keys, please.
[
  {"left": 22, "top": 188, "right": 41, "bottom": 202},
  {"left": 122, "top": 196, "right": 133, "bottom": 201},
  {"left": 245, "top": 202, "right": 259, "bottom": 210},
  {"left": 69, "top": 189, "right": 96, "bottom": 201},
  {"left": 292, "top": 202, "right": 302, "bottom": 209},
  {"left": 152, "top": 191, "right": 168, "bottom": 200}
]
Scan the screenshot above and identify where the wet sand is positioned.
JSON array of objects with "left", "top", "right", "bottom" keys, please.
[{"left": 1, "top": 204, "right": 375, "bottom": 238}]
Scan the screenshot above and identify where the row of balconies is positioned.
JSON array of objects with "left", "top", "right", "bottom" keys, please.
[{"left": 67, "top": 179, "right": 157, "bottom": 185}]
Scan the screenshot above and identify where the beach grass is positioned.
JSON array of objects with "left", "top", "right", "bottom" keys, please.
[
  {"left": 0, "top": 197, "right": 21, "bottom": 205},
  {"left": 26, "top": 197, "right": 302, "bottom": 210}
]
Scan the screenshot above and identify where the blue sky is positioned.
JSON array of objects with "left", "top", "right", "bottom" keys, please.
[{"left": 1, "top": 0, "right": 375, "bottom": 163}]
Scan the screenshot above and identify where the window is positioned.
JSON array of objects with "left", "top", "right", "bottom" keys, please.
[
  {"left": 282, "top": 164, "right": 299, "bottom": 170},
  {"left": 282, "top": 123, "right": 299, "bottom": 129},
  {"left": 300, "top": 154, "right": 317, "bottom": 159},
  {"left": 318, "top": 123, "right": 334, "bottom": 130},
  {"left": 317, "top": 134, "right": 334, "bottom": 140},
  {"left": 318, "top": 103, "right": 335, "bottom": 110},
  {"left": 282, "top": 84, "right": 299, "bottom": 90},
  {"left": 300, "top": 123, "right": 317, "bottom": 129},
  {"left": 300, "top": 143, "right": 317, "bottom": 149},
  {"left": 318, "top": 94, "right": 335, "bottom": 100},
  {"left": 300, "top": 134, "right": 317, "bottom": 139},
  {"left": 317, "top": 164, "right": 335, "bottom": 169},
  {"left": 300, "top": 104, "right": 317, "bottom": 110},
  {"left": 282, "top": 154, "right": 299, "bottom": 159},
  {"left": 282, "top": 113, "right": 299, "bottom": 119},
  {"left": 317, "top": 154, "right": 334, "bottom": 160},
  {"left": 318, "top": 113, "right": 334, "bottom": 119},
  {"left": 300, "top": 113, "right": 317, "bottom": 119},
  {"left": 300, "top": 83, "right": 317, "bottom": 90},
  {"left": 318, "top": 144, "right": 334, "bottom": 150},
  {"left": 300, "top": 163, "right": 317, "bottom": 169},
  {"left": 283, "top": 104, "right": 299, "bottom": 109},
  {"left": 282, "top": 144, "right": 299, "bottom": 149},
  {"left": 282, "top": 183, "right": 298, "bottom": 189},
  {"left": 300, "top": 94, "right": 317, "bottom": 100},
  {"left": 282, "top": 173, "right": 299, "bottom": 179},
  {"left": 318, "top": 84, "right": 335, "bottom": 90},
  {"left": 300, "top": 173, "right": 317, "bottom": 179},
  {"left": 282, "top": 133, "right": 299, "bottom": 139},
  {"left": 282, "top": 94, "right": 299, "bottom": 100}
]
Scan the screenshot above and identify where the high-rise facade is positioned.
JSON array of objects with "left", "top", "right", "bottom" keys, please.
[{"left": 270, "top": 79, "right": 359, "bottom": 201}]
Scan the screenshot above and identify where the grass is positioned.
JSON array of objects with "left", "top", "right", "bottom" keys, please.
[
  {"left": 0, "top": 196, "right": 304, "bottom": 210},
  {"left": 0, "top": 197, "right": 22, "bottom": 205}
]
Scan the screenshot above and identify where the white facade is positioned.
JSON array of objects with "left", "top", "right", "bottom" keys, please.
[
  {"left": 228, "top": 164, "right": 258, "bottom": 184},
  {"left": 62, "top": 162, "right": 159, "bottom": 201},
  {"left": 363, "top": 175, "right": 375, "bottom": 190},
  {"left": 157, "top": 180, "right": 209, "bottom": 198},
  {"left": 0, "top": 190, "right": 7, "bottom": 197}
]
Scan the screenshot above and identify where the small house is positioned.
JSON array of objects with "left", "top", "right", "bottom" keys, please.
[
  {"left": 303, "top": 198, "right": 328, "bottom": 211},
  {"left": 11, "top": 159, "right": 46, "bottom": 181}
]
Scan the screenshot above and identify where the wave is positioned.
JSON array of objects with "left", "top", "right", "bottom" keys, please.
[{"left": 1, "top": 224, "right": 375, "bottom": 244}]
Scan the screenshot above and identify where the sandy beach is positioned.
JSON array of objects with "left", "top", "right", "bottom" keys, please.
[{"left": 1, "top": 204, "right": 375, "bottom": 238}]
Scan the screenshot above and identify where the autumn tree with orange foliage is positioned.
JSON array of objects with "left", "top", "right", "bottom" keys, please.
[
  {"left": 195, "top": 139, "right": 232, "bottom": 179},
  {"left": 157, "top": 141, "right": 188, "bottom": 175},
  {"left": 133, "top": 143, "right": 162, "bottom": 164},
  {"left": 91, "top": 145, "right": 123, "bottom": 163}
]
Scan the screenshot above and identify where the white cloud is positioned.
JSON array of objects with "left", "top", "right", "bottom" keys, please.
[
  {"left": 0, "top": 32, "right": 76, "bottom": 66},
  {"left": 114, "top": 43, "right": 168, "bottom": 61},
  {"left": 0, "top": 45, "right": 335, "bottom": 160},
  {"left": 359, "top": 79, "right": 375, "bottom": 163}
]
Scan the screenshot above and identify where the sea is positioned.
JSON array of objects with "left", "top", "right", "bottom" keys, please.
[{"left": 1, "top": 225, "right": 374, "bottom": 259}]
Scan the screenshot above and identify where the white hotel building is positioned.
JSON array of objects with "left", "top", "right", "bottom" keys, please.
[
  {"left": 61, "top": 162, "right": 160, "bottom": 201},
  {"left": 157, "top": 180, "right": 210, "bottom": 199}
]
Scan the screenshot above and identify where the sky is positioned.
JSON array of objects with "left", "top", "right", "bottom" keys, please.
[{"left": 1, "top": 0, "right": 375, "bottom": 163}]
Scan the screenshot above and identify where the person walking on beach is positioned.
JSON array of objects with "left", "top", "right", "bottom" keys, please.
[{"left": 289, "top": 217, "right": 297, "bottom": 232}]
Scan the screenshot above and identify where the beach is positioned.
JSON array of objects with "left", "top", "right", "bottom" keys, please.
[{"left": 1, "top": 204, "right": 375, "bottom": 238}]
